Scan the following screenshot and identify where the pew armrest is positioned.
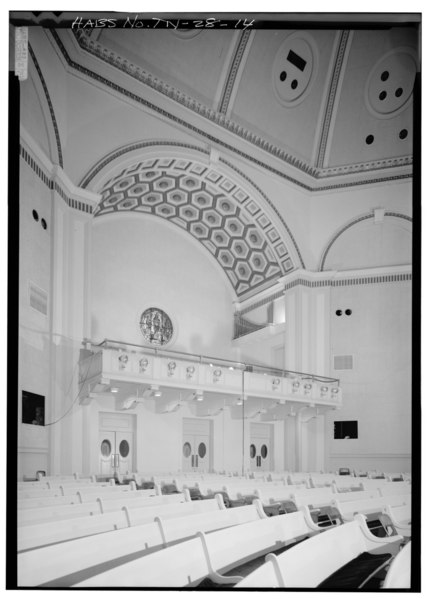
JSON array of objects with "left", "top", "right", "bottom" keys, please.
[
  {"left": 197, "top": 531, "right": 243, "bottom": 585},
  {"left": 299, "top": 506, "right": 325, "bottom": 532},
  {"left": 353, "top": 513, "right": 403, "bottom": 553}
]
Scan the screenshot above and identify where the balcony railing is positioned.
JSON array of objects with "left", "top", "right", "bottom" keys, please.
[{"left": 79, "top": 339, "right": 342, "bottom": 411}]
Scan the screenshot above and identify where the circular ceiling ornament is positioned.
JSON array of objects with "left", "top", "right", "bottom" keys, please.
[
  {"left": 139, "top": 307, "right": 174, "bottom": 346},
  {"left": 272, "top": 32, "right": 318, "bottom": 107},
  {"left": 365, "top": 47, "right": 417, "bottom": 119}
]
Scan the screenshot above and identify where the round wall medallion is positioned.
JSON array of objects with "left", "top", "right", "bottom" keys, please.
[{"left": 140, "top": 307, "right": 174, "bottom": 346}]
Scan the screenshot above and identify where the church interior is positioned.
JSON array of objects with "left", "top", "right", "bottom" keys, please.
[{"left": 11, "top": 11, "right": 419, "bottom": 590}]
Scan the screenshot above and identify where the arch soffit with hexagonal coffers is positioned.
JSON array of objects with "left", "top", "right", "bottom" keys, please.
[{"left": 87, "top": 144, "right": 305, "bottom": 300}]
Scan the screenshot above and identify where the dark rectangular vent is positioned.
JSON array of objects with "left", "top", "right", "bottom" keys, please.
[
  {"left": 334, "top": 421, "right": 358, "bottom": 439},
  {"left": 333, "top": 355, "right": 353, "bottom": 370},
  {"left": 287, "top": 50, "right": 307, "bottom": 71},
  {"left": 29, "top": 282, "right": 48, "bottom": 316}
]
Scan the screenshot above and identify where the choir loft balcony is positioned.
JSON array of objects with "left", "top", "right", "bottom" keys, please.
[{"left": 78, "top": 339, "right": 342, "bottom": 419}]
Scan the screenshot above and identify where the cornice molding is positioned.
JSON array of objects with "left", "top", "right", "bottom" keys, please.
[
  {"left": 218, "top": 29, "right": 252, "bottom": 115},
  {"left": 28, "top": 42, "right": 63, "bottom": 168},
  {"left": 236, "top": 264, "right": 412, "bottom": 315},
  {"left": 316, "top": 30, "right": 351, "bottom": 169},
  {"left": 48, "top": 30, "right": 413, "bottom": 191},
  {"left": 20, "top": 128, "right": 100, "bottom": 214}
]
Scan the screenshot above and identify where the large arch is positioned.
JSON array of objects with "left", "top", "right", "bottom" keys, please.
[{"left": 84, "top": 144, "right": 305, "bottom": 299}]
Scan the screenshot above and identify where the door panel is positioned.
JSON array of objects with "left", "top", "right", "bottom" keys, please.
[
  {"left": 99, "top": 431, "right": 116, "bottom": 475},
  {"left": 116, "top": 431, "right": 133, "bottom": 474},
  {"left": 194, "top": 434, "right": 209, "bottom": 472},
  {"left": 99, "top": 413, "right": 135, "bottom": 475},
  {"left": 250, "top": 423, "right": 272, "bottom": 472},
  {"left": 182, "top": 419, "right": 211, "bottom": 472}
]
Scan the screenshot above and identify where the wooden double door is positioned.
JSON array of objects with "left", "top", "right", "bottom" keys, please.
[
  {"left": 99, "top": 412, "right": 135, "bottom": 476},
  {"left": 250, "top": 422, "right": 273, "bottom": 471},
  {"left": 182, "top": 418, "right": 212, "bottom": 472}
]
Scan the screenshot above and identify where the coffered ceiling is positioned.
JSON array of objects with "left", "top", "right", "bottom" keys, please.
[{"left": 73, "top": 20, "right": 418, "bottom": 188}]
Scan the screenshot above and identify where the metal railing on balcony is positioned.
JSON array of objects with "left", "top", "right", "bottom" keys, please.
[{"left": 88, "top": 338, "right": 340, "bottom": 386}]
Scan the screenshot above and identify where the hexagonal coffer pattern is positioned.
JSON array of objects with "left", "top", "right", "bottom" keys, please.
[{"left": 96, "top": 159, "right": 294, "bottom": 296}]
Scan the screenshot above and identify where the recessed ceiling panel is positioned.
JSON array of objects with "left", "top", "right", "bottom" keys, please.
[
  {"left": 98, "top": 29, "right": 234, "bottom": 107},
  {"left": 231, "top": 29, "right": 337, "bottom": 164},
  {"left": 326, "top": 28, "right": 417, "bottom": 168}
]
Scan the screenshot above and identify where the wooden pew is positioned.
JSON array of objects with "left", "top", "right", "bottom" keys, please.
[
  {"left": 98, "top": 490, "right": 189, "bottom": 513},
  {"left": 235, "top": 515, "right": 403, "bottom": 588},
  {"left": 18, "top": 495, "right": 82, "bottom": 509},
  {"left": 290, "top": 488, "right": 335, "bottom": 509},
  {"left": 18, "top": 509, "right": 131, "bottom": 551},
  {"left": 360, "top": 480, "right": 411, "bottom": 494},
  {"left": 125, "top": 494, "right": 223, "bottom": 527},
  {"left": 18, "top": 488, "right": 67, "bottom": 499},
  {"left": 333, "top": 495, "right": 411, "bottom": 537},
  {"left": 383, "top": 505, "right": 411, "bottom": 538},
  {"left": 287, "top": 473, "right": 310, "bottom": 487},
  {"left": 72, "top": 509, "right": 322, "bottom": 587},
  {"left": 18, "top": 500, "right": 266, "bottom": 587},
  {"left": 18, "top": 490, "right": 190, "bottom": 526},
  {"left": 18, "top": 493, "right": 224, "bottom": 552},
  {"left": 376, "top": 482, "right": 412, "bottom": 497},
  {"left": 18, "top": 486, "right": 161, "bottom": 512},
  {"left": 18, "top": 501, "right": 102, "bottom": 526},
  {"left": 382, "top": 542, "right": 411, "bottom": 588}
]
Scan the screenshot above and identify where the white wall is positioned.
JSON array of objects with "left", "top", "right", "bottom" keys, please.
[
  {"left": 324, "top": 217, "right": 412, "bottom": 271},
  {"left": 18, "top": 160, "right": 52, "bottom": 478},
  {"left": 325, "top": 280, "right": 412, "bottom": 473},
  {"left": 90, "top": 213, "right": 237, "bottom": 360}
]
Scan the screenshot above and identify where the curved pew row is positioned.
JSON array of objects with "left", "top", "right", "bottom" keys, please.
[
  {"left": 18, "top": 483, "right": 138, "bottom": 501},
  {"left": 17, "top": 488, "right": 176, "bottom": 526},
  {"left": 332, "top": 495, "right": 411, "bottom": 538},
  {"left": 72, "top": 509, "right": 322, "bottom": 588},
  {"left": 17, "top": 492, "right": 220, "bottom": 552},
  {"left": 382, "top": 541, "right": 411, "bottom": 589},
  {"left": 18, "top": 485, "right": 162, "bottom": 510},
  {"left": 18, "top": 500, "right": 267, "bottom": 587},
  {"left": 235, "top": 515, "right": 403, "bottom": 589}
]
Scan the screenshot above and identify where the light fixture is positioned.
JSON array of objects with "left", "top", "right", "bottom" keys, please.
[
  {"left": 320, "top": 386, "right": 328, "bottom": 396},
  {"left": 272, "top": 377, "right": 280, "bottom": 389},
  {"left": 194, "top": 391, "right": 204, "bottom": 402},
  {"left": 139, "top": 357, "right": 149, "bottom": 373},
  {"left": 110, "top": 386, "right": 119, "bottom": 393},
  {"left": 167, "top": 361, "right": 176, "bottom": 376},
  {"left": 186, "top": 365, "right": 195, "bottom": 379},
  {"left": 236, "top": 398, "right": 242, "bottom": 405},
  {"left": 292, "top": 381, "right": 300, "bottom": 392},
  {"left": 149, "top": 385, "right": 162, "bottom": 398},
  {"left": 304, "top": 383, "right": 312, "bottom": 394}
]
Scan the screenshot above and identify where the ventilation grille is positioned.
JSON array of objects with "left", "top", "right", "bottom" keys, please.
[
  {"left": 333, "top": 355, "right": 353, "bottom": 370},
  {"left": 29, "top": 282, "right": 48, "bottom": 316}
]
